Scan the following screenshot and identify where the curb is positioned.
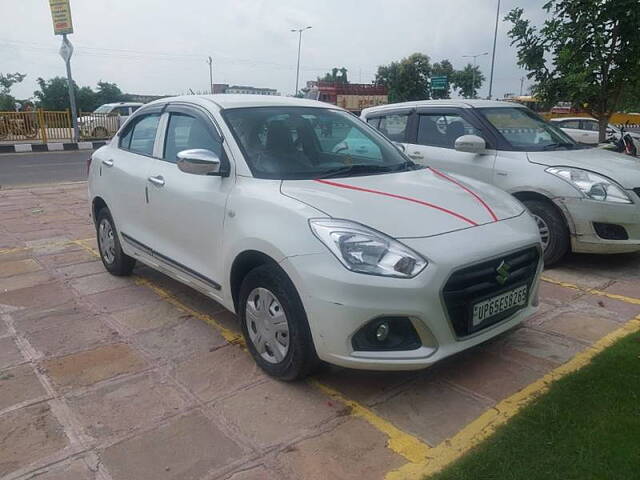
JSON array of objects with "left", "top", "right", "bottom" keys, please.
[{"left": 0, "top": 141, "right": 108, "bottom": 154}]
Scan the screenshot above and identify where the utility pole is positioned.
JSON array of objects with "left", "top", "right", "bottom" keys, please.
[
  {"left": 60, "top": 34, "right": 79, "bottom": 141},
  {"left": 291, "top": 26, "right": 312, "bottom": 96},
  {"left": 488, "top": 0, "right": 501, "bottom": 99},
  {"left": 207, "top": 56, "right": 213, "bottom": 94},
  {"left": 462, "top": 52, "right": 488, "bottom": 98}
]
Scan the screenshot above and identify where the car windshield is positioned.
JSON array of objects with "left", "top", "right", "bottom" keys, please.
[
  {"left": 479, "top": 107, "right": 579, "bottom": 151},
  {"left": 94, "top": 105, "right": 112, "bottom": 114},
  {"left": 223, "top": 107, "right": 417, "bottom": 179}
]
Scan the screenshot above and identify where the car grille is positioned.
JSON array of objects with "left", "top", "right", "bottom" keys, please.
[{"left": 442, "top": 246, "right": 540, "bottom": 337}]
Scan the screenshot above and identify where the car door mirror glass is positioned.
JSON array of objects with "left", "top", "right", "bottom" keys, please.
[
  {"left": 177, "top": 149, "right": 221, "bottom": 175},
  {"left": 454, "top": 135, "right": 486, "bottom": 154}
]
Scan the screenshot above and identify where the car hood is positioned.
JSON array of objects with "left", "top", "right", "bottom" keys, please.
[
  {"left": 527, "top": 147, "right": 640, "bottom": 188},
  {"left": 281, "top": 168, "right": 524, "bottom": 238}
]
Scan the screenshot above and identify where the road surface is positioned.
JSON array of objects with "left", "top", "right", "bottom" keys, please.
[{"left": 0, "top": 150, "right": 90, "bottom": 187}]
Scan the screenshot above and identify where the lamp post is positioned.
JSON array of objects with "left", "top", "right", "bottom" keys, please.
[
  {"left": 291, "top": 26, "right": 312, "bottom": 96},
  {"left": 488, "top": 0, "right": 501, "bottom": 99},
  {"left": 462, "top": 52, "right": 488, "bottom": 98}
]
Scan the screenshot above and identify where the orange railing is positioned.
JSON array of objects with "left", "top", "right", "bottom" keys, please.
[{"left": 0, "top": 110, "right": 73, "bottom": 143}]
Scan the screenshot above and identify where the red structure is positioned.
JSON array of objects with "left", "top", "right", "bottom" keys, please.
[{"left": 305, "top": 82, "right": 388, "bottom": 114}]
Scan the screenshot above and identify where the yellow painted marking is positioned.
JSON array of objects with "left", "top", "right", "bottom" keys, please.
[
  {"left": 71, "top": 238, "right": 100, "bottom": 257},
  {"left": 385, "top": 315, "right": 640, "bottom": 479},
  {"left": 0, "top": 237, "right": 95, "bottom": 256},
  {"left": 311, "top": 379, "right": 431, "bottom": 463},
  {"left": 72, "top": 236, "right": 430, "bottom": 462},
  {"left": 542, "top": 275, "right": 640, "bottom": 305}
]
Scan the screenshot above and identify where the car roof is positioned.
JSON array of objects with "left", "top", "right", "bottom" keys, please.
[
  {"left": 361, "top": 98, "right": 524, "bottom": 116},
  {"left": 144, "top": 94, "right": 338, "bottom": 111},
  {"left": 101, "top": 102, "right": 144, "bottom": 107},
  {"left": 549, "top": 117, "right": 596, "bottom": 122}
]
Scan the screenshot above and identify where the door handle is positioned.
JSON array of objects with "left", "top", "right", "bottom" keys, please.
[
  {"left": 102, "top": 159, "right": 114, "bottom": 167},
  {"left": 148, "top": 175, "right": 165, "bottom": 187}
]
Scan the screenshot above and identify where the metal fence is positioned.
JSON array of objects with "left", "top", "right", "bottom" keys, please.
[{"left": 0, "top": 110, "right": 118, "bottom": 143}]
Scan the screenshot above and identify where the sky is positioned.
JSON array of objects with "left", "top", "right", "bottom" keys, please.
[{"left": 1, "top": 0, "right": 548, "bottom": 102}]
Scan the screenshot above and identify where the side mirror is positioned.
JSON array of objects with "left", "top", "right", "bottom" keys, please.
[
  {"left": 455, "top": 135, "right": 486, "bottom": 154},
  {"left": 177, "top": 149, "right": 221, "bottom": 175},
  {"left": 393, "top": 142, "right": 406, "bottom": 153}
]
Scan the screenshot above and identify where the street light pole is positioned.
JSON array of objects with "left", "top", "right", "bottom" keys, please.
[
  {"left": 488, "top": 0, "right": 501, "bottom": 99},
  {"left": 291, "top": 26, "right": 312, "bottom": 96},
  {"left": 207, "top": 56, "right": 213, "bottom": 94},
  {"left": 60, "top": 34, "right": 79, "bottom": 142},
  {"left": 462, "top": 52, "right": 488, "bottom": 98}
]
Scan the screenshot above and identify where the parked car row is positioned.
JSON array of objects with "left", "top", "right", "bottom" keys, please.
[
  {"left": 550, "top": 116, "right": 640, "bottom": 152},
  {"left": 88, "top": 94, "right": 637, "bottom": 381}
]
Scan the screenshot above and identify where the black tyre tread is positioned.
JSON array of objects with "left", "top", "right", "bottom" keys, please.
[
  {"left": 524, "top": 199, "right": 569, "bottom": 267},
  {"left": 96, "top": 207, "right": 136, "bottom": 276},
  {"left": 239, "top": 264, "right": 319, "bottom": 381}
]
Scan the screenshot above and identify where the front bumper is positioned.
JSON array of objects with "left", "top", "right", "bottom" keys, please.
[
  {"left": 280, "top": 212, "right": 543, "bottom": 370},
  {"left": 556, "top": 195, "right": 640, "bottom": 254}
]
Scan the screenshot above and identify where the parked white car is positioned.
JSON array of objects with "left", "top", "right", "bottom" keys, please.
[
  {"left": 550, "top": 117, "right": 640, "bottom": 151},
  {"left": 79, "top": 102, "right": 143, "bottom": 138},
  {"left": 89, "top": 95, "right": 542, "bottom": 380},
  {"left": 362, "top": 100, "right": 640, "bottom": 265}
]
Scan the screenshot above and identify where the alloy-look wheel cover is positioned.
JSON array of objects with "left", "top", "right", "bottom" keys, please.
[
  {"left": 532, "top": 214, "right": 551, "bottom": 251},
  {"left": 98, "top": 218, "right": 116, "bottom": 264},
  {"left": 245, "top": 287, "right": 290, "bottom": 364}
]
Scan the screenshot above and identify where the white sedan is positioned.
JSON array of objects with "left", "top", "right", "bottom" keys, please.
[
  {"left": 550, "top": 117, "right": 640, "bottom": 150},
  {"left": 88, "top": 95, "right": 542, "bottom": 380}
]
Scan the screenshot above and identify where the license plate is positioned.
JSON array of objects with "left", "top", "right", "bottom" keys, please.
[{"left": 472, "top": 285, "right": 528, "bottom": 327}]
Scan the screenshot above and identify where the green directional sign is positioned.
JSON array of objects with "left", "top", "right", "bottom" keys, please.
[{"left": 431, "top": 76, "right": 448, "bottom": 91}]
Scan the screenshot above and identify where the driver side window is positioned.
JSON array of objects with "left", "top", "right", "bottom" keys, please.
[
  {"left": 417, "top": 113, "right": 481, "bottom": 149},
  {"left": 163, "top": 113, "right": 222, "bottom": 163}
]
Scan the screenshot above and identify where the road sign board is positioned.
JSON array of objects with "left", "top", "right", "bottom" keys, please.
[
  {"left": 431, "top": 76, "right": 448, "bottom": 91},
  {"left": 49, "top": 0, "right": 74, "bottom": 35}
]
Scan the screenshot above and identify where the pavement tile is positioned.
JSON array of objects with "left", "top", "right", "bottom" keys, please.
[
  {"left": 11, "top": 301, "right": 81, "bottom": 330},
  {"left": 226, "top": 466, "right": 276, "bottom": 480},
  {"left": 577, "top": 294, "right": 640, "bottom": 322},
  {"left": 101, "top": 411, "right": 243, "bottom": 480},
  {"left": 0, "top": 280, "right": 73, "bottom": 310},
  {"left": 41, "top": 343, "right": 147, "bottom": 390},
  {"left": 537, "top": 310, "right": 621, "bottom": 344},
  {"left": 276, "top": 417, "right": 406, "bottom": 480},
  {"left": 68, "top": 373, "right": 189, "bottom": 442},
  {"left": 216, "top": 379, "right": 343, "bottom": 448},
  {"left": 538, "top": 281, "right": 582, "bottom": 305},
  {"left": 0, "top": 270, "right": 54, "bottom": 293},
  {"left": 17, "top": 229, "right": 69, "bottom": 242},
  {"left": 602, "top": 280, "right": 640, "bottom": 301},
  {"left": 0, "top": 321, "right": 6, "bottom": 337},
  {"left": 70, "top": 272, "right": 133, "bottom": 295},
  {"left": 55, "top": 260, "right": 105, "bottom": 279},
  {"left": 110, "top": 300, "right": 189, "bottom": 333},
  {"left": 38, "top": 249, "right": 98, "bottom": 268},
  {"left": 25, "top": 458, "right": 97, "bottom": 480},
  {"left": 372, "top": 378, "right": 490, "bottom": 446},
  {"left": 438, "top": 348, "right": 540, "bottom": 402},
  {"left": 0, "top": 337, "right": 24, "bottom": 369},
  {"left": 172, "top": 345, "right": 265, "bottom": 403},
  {"left": 0, "top": 363, "right": 47, "bottom": 411},
  {"left": 134, "top": 317, "right": 227, "bottom": 361},
  {"left": 85, "top": 285, "right": 159, "bottom": 313},
  {"left": 0, "top": 403, "right": 69, "bottom": 478},
  {"left": 0, "top": 258, "right": 42, "bottom": 278},
  {"left": 543, "top": 267, "right": 613, "bottom": 289}
]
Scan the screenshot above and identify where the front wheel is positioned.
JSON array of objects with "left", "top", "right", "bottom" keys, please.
[
  {"left": 523, "top": 199, "right": 569, "bottom": 266},
  {"left": 239, "top": 264, "right": 319, "bottom": 381}
]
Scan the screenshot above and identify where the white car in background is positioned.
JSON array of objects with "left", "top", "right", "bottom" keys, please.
[
  {"left": 550, "top": 117, "right": 640, "bottom": 151},
  {"left": 362, "top": 100, "right": 640, "bottom": 265},
  {"left": 88, "top": 95, "right": 542, "bottom": 380},
  {"left": 79, "top": 102, "right": 143, "bottom": 138}
]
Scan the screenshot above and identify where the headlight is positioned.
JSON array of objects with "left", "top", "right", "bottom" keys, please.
[
  {"left": 546, "top": 167, "right": 632, "bottom": 204},
  {"left": 309, "top": 219, "right": 427, "bottom": 278}
]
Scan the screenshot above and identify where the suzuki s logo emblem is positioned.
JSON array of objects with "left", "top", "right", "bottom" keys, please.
[{"left": 496, "top": 261, "right": 511, "bottom": 285}]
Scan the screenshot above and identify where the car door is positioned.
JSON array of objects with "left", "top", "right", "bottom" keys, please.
[
  {"left": 579, "top": 119, "right": 601, "bottom": 144},
  {"left": 554, "top": 119, "right": 584, "bottom": 142},
  {"left": 404, "top": 108, "right": 497, "bottom": 184},
  {"left": 105, "top": 108, "right": 163, "bottom": 250},
  {"left": 145, "top": 104, "right": 233, "bottom": 293}
]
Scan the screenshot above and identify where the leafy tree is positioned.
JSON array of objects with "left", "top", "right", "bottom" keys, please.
[
  {"left": 318, "top": 67, "right": 349, "bottom": 84},
  {"left": 0, "top": 72, "right": 26, "bottom": 110},
  {"left": 375, "top": 53, "right": 432, "bottom": 103},
  {"left": 451, "top": 64, "right": 485, "bottom": 99},
  {"left": 431, "top": 59, "right": 454, "bottom": 99},
  {"left": 506, "top": 0, "right": 640, "bottom": 141},
  {"left": 34, "top": 77, "right": 73, "bottom": 110},
  {"left": 34, "top": 78, "right": 126, "bottom": 112},
  {"left": 77, "top": 86, "right": 98, "bottom": 112},
  {"left": 96, "top": 81, "right": 125, "bottom": 105}
]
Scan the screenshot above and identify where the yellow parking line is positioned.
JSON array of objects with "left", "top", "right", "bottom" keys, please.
[
  {"left": 71, "top": 239, "right": 431, "bottom": 461},
  {"left": 0, "top": 237, "right": 95, "bottom": 256},
  {"left": 542, "top": 275, "right": 640, "bottom": 305},
  {"left": 385, "top": 315, "right": 640, "bottom": 479}
]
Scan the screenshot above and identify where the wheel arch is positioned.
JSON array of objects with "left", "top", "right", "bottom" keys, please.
[
  {"left": 229, "top": 250, "right": 281, "bottom": 312},
  {"left": 91, "top": 196, "right": 108, "bottom": 226},
  {"left": 512, "top": 190, "right": 572, "bottom": 232}
]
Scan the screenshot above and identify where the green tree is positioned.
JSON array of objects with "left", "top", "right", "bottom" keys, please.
[
  {"left": 77, "top": 86, "right": 98, "bottom": 112},
  {"left": 506, "top": 0, "right": 640, "bottom": 141},
  {"left": 34, "top": 77, "right": 76, "bottom": 110},
  {"left": 375, "top": 53, "right": 432, "bottom": 103},
  {"left": 96, "top": 81, "right": 125, "bottom": 105},
  {"left": 318, "top": 67, "right": 348, "bottom": 84},
  {"left": 431, "top": 59, "right": 454, "bottom": 99},
  {"left": 451, "top": 64, "right": 485, "bottom": 99},
  {"left": 0, "top": 72, "right": 26, "bottom": 110}
]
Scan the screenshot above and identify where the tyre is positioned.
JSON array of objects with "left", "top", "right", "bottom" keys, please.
[
  {"left": 239, "top": 264, "right": 319, "bottom": 381},
  {"left": 96, "top": 207, "right": 136, "bottom": 276},
  {"left": 523, "top": 199, "right": 569, "bottom": 266}
]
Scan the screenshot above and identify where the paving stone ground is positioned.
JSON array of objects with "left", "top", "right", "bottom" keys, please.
[{"left": 1, "top": 182, "right": 640, "bottom": 479}]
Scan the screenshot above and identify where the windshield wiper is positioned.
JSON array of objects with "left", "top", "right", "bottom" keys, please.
[
  {"left": 315, "top": 164, "right": 395, "bottom": 179},
  {"left": 542, "top": 142, "right": 575, "bottom": 150}
]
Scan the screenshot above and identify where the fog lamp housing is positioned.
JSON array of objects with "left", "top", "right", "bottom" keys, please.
[{"left": 352, "top": 317, "right": 421, "bottom": 352}]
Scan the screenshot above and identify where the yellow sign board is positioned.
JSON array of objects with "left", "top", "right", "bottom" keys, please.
[
  {"left": 49, "top": 0, "right": 74, "bottom": 35},
  {"left": 336, "top": 95, "right": 388, "bottom": 112}
]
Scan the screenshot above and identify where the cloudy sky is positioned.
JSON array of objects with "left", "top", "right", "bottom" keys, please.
[{"left": 2, "top": 0, "right": 547, "bottom": 101}]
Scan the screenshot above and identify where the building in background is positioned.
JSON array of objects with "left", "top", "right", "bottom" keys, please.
[
  {"left": 212, "top": 84, "right": 279, "bottom": 96},
  {"left": 305, "top": 81, "right": 388, "bottom": 115}
]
